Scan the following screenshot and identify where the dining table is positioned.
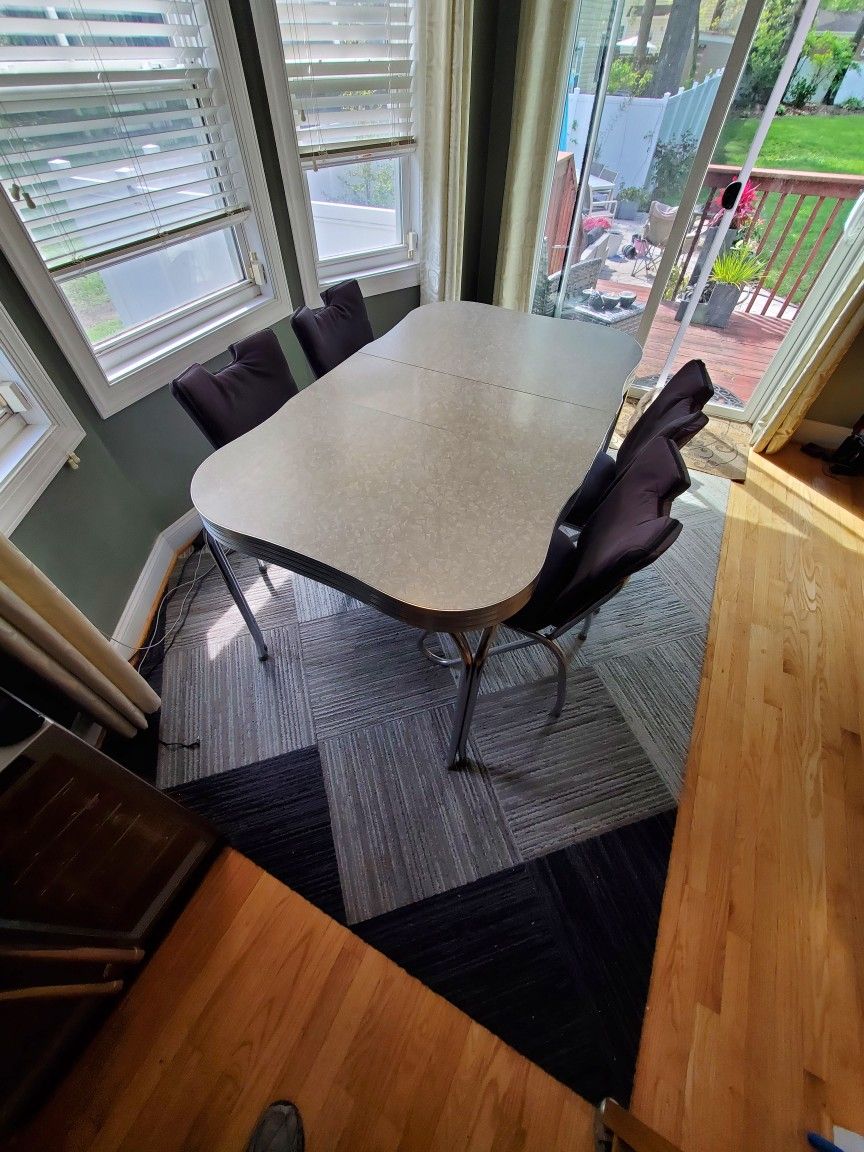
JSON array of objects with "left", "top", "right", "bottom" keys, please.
[{"left": 190, "top": 300, "right": 641, "bottom": 768}]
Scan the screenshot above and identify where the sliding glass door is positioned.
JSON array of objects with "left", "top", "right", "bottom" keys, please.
[{"left": 534, "top": 0, "right": 864, "bottom": 423}]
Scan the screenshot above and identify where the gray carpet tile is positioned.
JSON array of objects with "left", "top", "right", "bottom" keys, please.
[
  {"left": 293, "top": 573, "right": 364, "bottom": 623},
  {"left": 300, "top": 607, "right": 456, "bottom": 739},
  {"left": 653, "top": 513, "right": 726, "bottom": 620},
  {"left": 593, "top": 633, "right": 707, "bottom": 796},
  {"left": 164, "top": 554, "right": 297, "bottom": 648},
  {"left": 157, "top": 620, "right": 314, "bottom": 787},
  {"left": 470, "top": 672, "right": 674, "bottom": 860},
  {"left": 569, "top": 564, "right": 705, "bottom": 667},
  {"left": 675, "top": 468, "right": 731, "bottom": 523},
  {"left": 319, "top": 704, "right": 520, "bottom": 922}
]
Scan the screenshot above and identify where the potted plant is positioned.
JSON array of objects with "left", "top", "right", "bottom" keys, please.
[
  {"left": 695, "top": 179, "right": 759, "bottom": 277},
  {"left": 617, "top": 187, "right": 644, "bottom": 221},
  {"left": 676, "top": 246, "right": 763, "bottom": 329}
]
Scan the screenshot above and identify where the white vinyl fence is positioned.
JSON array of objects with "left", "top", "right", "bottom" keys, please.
[{"left": 566, "top": 69, "right": 723, "bottom": 194}]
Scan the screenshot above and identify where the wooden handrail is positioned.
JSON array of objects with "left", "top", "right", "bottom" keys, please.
[{"left": 705, "top": 162, "right": 864, "bottom": 200}]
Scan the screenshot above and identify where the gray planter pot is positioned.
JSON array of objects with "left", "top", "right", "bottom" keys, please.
[
  {"left": 676, "top": 282, "right": 741, "bottom": 328},
  {"left": 617, "top": 200, "right": 639, "bottom": 221}
]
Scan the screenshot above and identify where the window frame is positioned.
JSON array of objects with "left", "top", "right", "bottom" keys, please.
[
  {"left": 0, "top": 299, "right": 84, "bottom": 534},
  {"left": 252, "top": 0, "right": 422, "bottom": 306},
  {"left": 0, "top": 0, "right": 291, "bottom": 419}
]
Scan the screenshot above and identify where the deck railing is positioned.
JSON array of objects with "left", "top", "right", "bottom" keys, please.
[{"left": 673, "top": 163, "right": 864, "bottom": 318}]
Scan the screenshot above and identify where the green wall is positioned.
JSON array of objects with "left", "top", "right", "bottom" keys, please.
[{"left": 6, "top": 0, "right": 419, "bottom": 634}]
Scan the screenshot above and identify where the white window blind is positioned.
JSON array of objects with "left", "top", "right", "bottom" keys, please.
[
  {"left": 0, "top": 1, "right": 247, "bottom": 274},
  {"left": 276, "top": 0, "right": 415, "bottom": 164}
]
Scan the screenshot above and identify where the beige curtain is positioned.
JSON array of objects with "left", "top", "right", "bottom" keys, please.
[
  {"left": 751, "top": 195, "right": 864, "bottom": 453},
  {"left": 420, "top": 0, "right": 474, "bottom": 304},
  {"left": 494, "top": 0, "right": 579, "bottom": 312},
  {"left": 0, "top": 534, "right": 160, "bottom": 737}
]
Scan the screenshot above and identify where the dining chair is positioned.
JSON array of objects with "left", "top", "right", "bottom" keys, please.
[
  {"left": 171, "top": 328, "right": 299, "bottom": 662},
  {"left": 170, "top": 328, "right": 298, "bottom": 449},
  {"left": 562, "top": 358, "right": 713, "bottom": 528},
  {"left": 290, "top": 279, "right": 375, "bottom": 379},
  {"left": 421, "top": 435, "right": 691, "bottom": 720}
]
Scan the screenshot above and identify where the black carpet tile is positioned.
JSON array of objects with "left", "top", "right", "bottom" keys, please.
[
  {"left": 356, "top": 809, "right": 677, "bottom": 1105},
  {"left": 167, "top": 747, "right": 346, "bottom": 924},
  {"left": 167, "top": 747, "right": 675, "bottom": 1105}
]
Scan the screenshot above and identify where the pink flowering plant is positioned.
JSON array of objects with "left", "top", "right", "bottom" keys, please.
[
  {"left": 710, "top": 178, "right": 759, "bottom": 230},
  {"left": 582, "top": 215, "right": 613, "bottom": 231}
]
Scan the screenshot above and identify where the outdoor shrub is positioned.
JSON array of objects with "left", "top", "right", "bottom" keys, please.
[
  {"left": 841, "top": 96, "right": 864, "bottom": 109},
  {"left": 608, "top": 58, "right": 654, "bottom": 96},
  {"left": 740, "top": 0, "right": 799, "bottom": 107},
  {"left": 785, "top": 75, "right": 817, "bottom": 109},
  {"left": 801, "top": 30, "right": 858, "bottom": 105},
  {"left": 648, "top": 131, "right": 697, "bottom": 206}
]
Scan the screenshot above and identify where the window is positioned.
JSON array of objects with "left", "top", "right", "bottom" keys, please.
[
  {"left": 0, "top": 300, "right": 84, "bottom": 533},
  {"left": 0, "top": 1, "right": 290, "bottom": 416},
  {"left": 254, "top": 0, "right": 420, "bottom": 299}
]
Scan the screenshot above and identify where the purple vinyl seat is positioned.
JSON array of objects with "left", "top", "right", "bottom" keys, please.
[
  {"left": 170, "top": 328, "right": 298, "bottom": 450},
  {"left": 420, "top": 436, "right": 691, "bottom": 720},
  {"left": 563, "top": 359, "right": 712, "bottom": 528},
  {"left": 290, "top": 279, "right": 375, "bottom": 379},
  {"left": 171, "top": 329, "right": 299, "bottom": 664}
]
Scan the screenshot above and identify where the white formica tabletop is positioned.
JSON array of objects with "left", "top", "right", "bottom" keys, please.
[{"left": 191, "top": 301, "right": 641, "bottom": 631}]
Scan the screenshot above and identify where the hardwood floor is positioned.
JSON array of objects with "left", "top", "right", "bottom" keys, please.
[
  {"left": 11, "top": 445, "right": 864, "bottom": 1152},
  {"left": 11, "top": 849, "right": 597, "bottom": 1152},
  {"left": 632, "top": 447, "right": 864, "bottom": 1151}
]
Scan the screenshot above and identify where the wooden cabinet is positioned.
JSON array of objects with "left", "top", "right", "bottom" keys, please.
[{"left": 0, "top": 712, "right": 219, "bottom": 1133}]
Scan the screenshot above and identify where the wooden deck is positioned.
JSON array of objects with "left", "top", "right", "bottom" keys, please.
[{"left": 596, "top": 279, "right": 791, "bottom": 407}]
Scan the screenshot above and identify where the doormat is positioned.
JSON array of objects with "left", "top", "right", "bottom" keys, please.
[{"left": 615, "top": 398, "right": 749, "bottom": 482}]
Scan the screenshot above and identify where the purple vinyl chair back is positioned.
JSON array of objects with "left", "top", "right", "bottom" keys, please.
[
  {"left": 563, "top": 358, "right": 712, "bottom": 527},
  {"left": 290, "top": 279, "right": 375, "bottom": 379},
  {"left": 512, "top": 436, "right": 690, "bottom": 633},
  {"left": 171, "top": 329, "right": 298, "bottom": 449}
]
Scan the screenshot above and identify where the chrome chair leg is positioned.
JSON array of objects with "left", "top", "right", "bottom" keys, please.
[
  {"left": 206, "top": 531, "right": 269, "bottom": 661},
  {"left": 418, "top": 630, "right": 460, "bottom": 668},
  {"left": 533, "top": 634, "right": 568, "bottom": 718},
  {"left": 256, "top": 558, "right": 268, "bottom": 574},
  {"left": 446, "top": 626, "right": 496, "bottom": 769}
]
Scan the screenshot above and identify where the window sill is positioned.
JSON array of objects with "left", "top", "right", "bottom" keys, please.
[
  {"left": 84, "top": 292, "right": 290, "bottom": 418},
  {"left": 320, "top": 260, "right": 421, "bottom": 299}
]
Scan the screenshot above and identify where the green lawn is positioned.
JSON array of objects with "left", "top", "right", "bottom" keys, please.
[{"left": 710, "top": 114, "right": 864, "bottom": 302}]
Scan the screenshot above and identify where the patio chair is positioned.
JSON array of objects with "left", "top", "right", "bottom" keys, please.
[
  {"left": 631, "top": 200, "right": 678, "bottom": 276},
  {"left": 533, "top": 232, "right": 609, "bottom": 316}
]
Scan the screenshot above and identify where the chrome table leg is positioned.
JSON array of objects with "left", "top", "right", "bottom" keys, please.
[
  {"left": 446, "top": 625, "right": 496, "bottom": 769},
  {"left": 205, "top": 531, "right": 269, "bottom": 661}
]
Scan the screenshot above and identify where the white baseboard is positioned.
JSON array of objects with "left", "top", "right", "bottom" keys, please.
[
  {"left": 793, "top": 419, "right": 852, "bottom": 451},
  {"left": 112, "top": 507, "right": 201, "bottom": 657}
]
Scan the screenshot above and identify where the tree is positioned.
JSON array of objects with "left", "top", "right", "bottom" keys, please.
[
  {"left": 739, "top": 0, "right": 807, "bottom": 107},
  {"left": 647, "top": 0, "right": 700, "bottom": 96},
  {"left": 336, "top": 162, "right": 394, "bottom": 209},
  {"left": 799, "top": 29, "right": 857, "bottom": 104}
]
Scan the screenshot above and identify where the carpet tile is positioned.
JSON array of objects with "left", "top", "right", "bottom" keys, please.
[
  {"left": 320, "top": 705, "right": 520, "bottom": 922},
  {"left": 157, "top": 621, "right": 315, "bottom": 787},
  {"left": 470, "top": 672, "right": 673, "bottom": 859},
  {"left": 356, "top": 809, "right": 676, "bottom": 1105},
  {"left": 593, "top": 633, "right": 707, "bottom": 796},
  {"left": 168, "top": 747, "right": 345, "bottom": 923},
  {"left": 300, "top": 608, "right": 456, "bottom": 740}
]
